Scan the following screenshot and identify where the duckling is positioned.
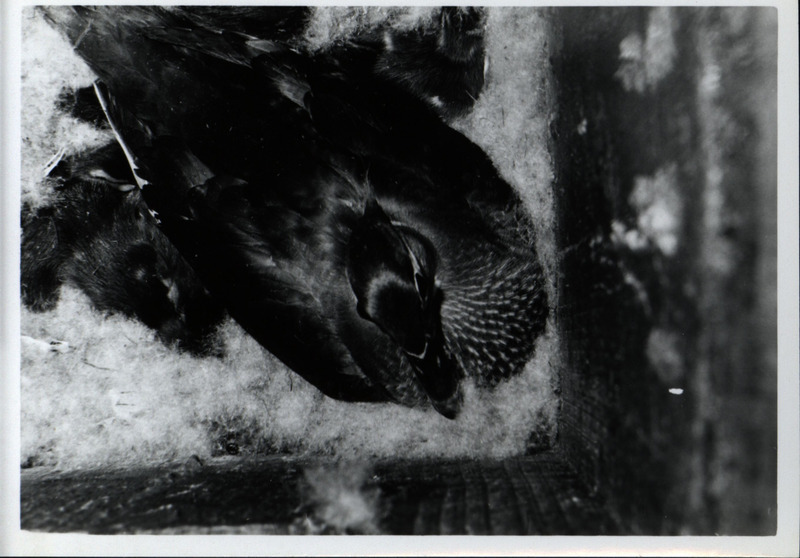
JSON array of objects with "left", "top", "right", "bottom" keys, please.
[
  {"left": 21, "top": 144, "right": 225, "bottom": 356},
  {"left": 42, "top": 6, "right": 549, "bottom": 418},
  {"left": 366, "top": 6, "right": 488, "bottom": 119}
]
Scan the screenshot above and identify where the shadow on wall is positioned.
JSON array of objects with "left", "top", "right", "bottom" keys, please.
[{"left": 551, "top": 6, "right": 777, "bottom": 535}]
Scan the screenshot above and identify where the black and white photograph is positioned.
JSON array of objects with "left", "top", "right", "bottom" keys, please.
[{"left": 1, "top": 2, "right": 798, "bottom": 555}]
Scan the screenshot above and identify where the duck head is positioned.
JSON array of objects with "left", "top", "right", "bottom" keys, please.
[{"left": 347, "top": 200, "right": 462, "bottom": 418}]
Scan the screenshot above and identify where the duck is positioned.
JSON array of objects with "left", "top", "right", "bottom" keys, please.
[{"left": 42, "top": 6, "right": 549, "bottom": 418}]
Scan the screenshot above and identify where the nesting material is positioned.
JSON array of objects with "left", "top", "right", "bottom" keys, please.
[
  {"left": 20, "top": 7, "right": 560, "bottom": 468},
  {"left": 299, "top": 462, "right": 381, "bottom": 534}
]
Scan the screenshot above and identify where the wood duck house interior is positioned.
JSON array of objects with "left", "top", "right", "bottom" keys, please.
[{"left": 18, "top": 6, "right": 778, "bottom": 536}]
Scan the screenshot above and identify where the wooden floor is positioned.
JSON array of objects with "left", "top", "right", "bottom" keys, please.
[{"left": 21, "top": 452, "right": 620, "bottom": 535}]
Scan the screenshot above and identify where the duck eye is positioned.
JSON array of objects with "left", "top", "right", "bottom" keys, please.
[{"left": 414, "top": 272, "right": 429, "bottom": 303}]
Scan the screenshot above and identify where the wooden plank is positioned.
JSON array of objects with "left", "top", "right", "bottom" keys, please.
[
  {"left": 21, "top": 454, "right": 620, "bottom": 534},
  {"left": 484, "top": 462, "right": 524, "bottom": 535},
  {"left": 460, "top": 460, "right": 491, "bottom": 535},
  {"left": 438, "top": 466, "right": 467, "bottom": 535}
]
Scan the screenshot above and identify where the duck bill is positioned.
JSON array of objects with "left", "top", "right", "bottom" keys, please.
[{"left": 405, "top": 340, "right": 463, "bottom": 419}]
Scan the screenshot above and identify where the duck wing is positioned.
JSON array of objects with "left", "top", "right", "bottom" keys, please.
[{"left": 41, "top": 7, "right": 506, "bottom": 215}]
